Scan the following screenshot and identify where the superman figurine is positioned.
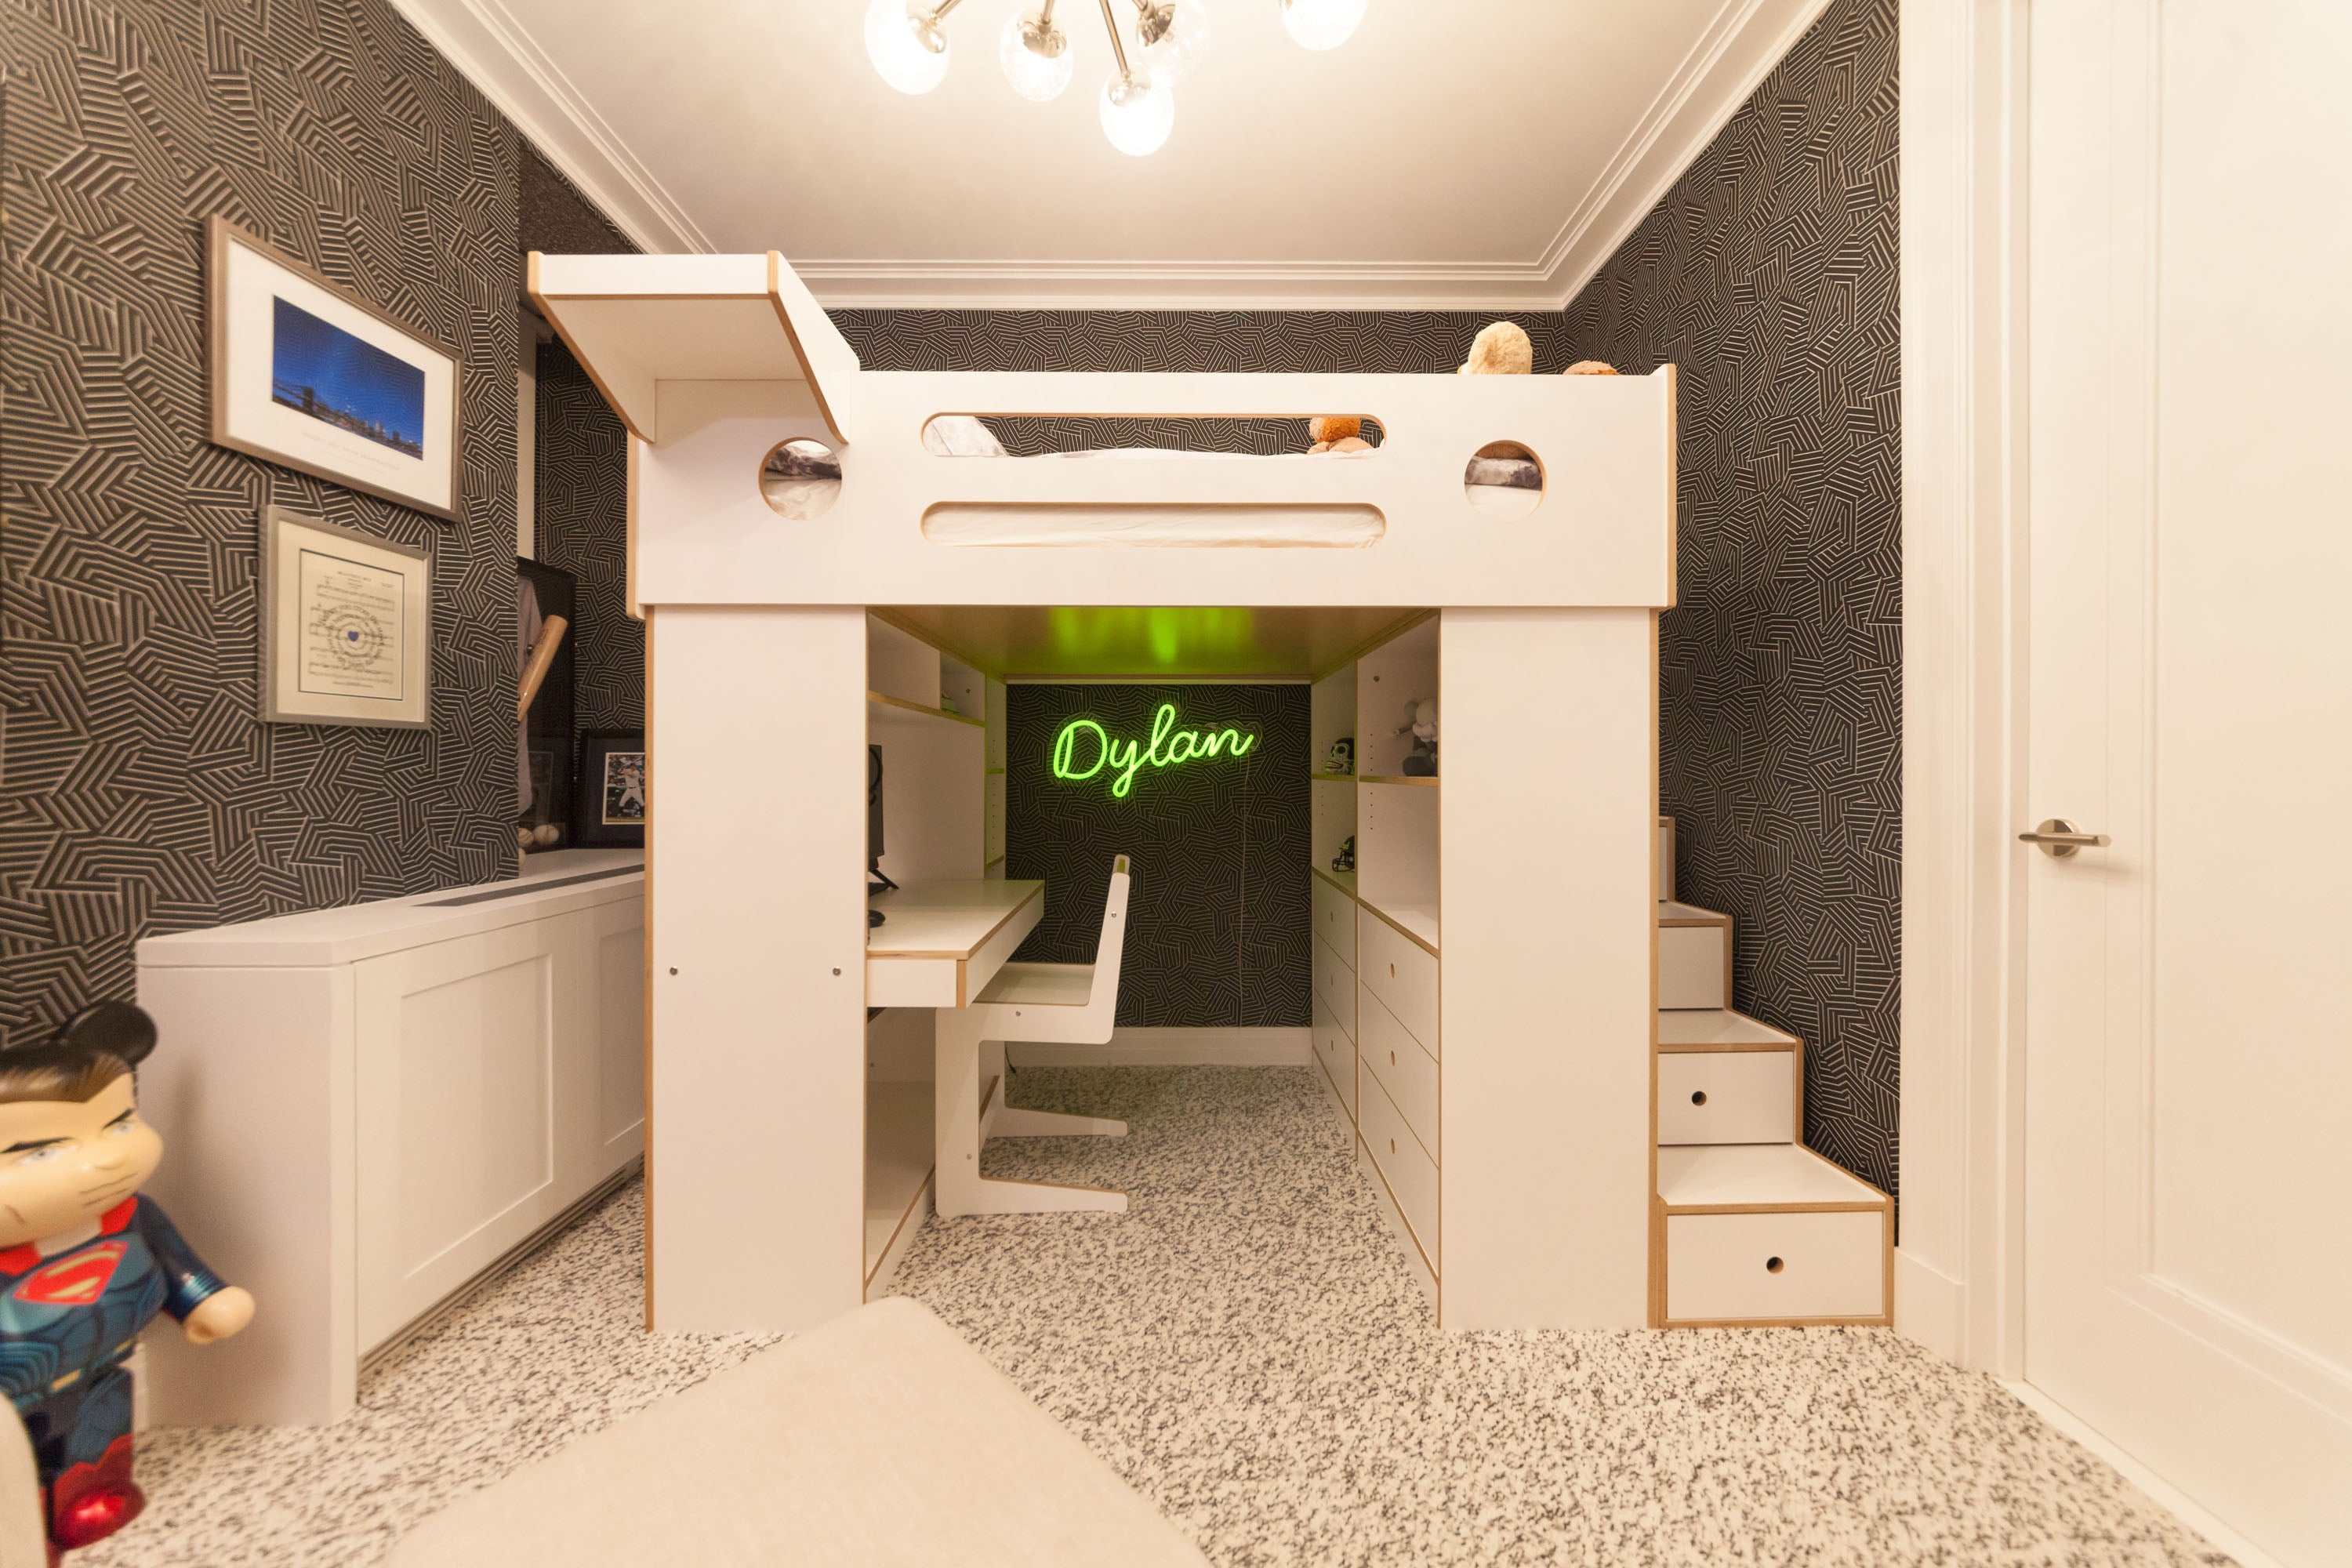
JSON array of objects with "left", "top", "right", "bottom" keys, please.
[{"left": 0, "top": 1002, "right": 253, "bottom": 1562}]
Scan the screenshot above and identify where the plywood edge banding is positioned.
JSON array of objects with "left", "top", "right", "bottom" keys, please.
[
  {"left": 1359, "top": 1131, "right": 1440, "bottom": 1283},
  {"left": 1660, "top": 1200, "right": 1889, "bottom": 1216},
  {"left": 1359, "top": 897, "right": 1439, "bottom": 957},
  {"left": 1310, "top": 864, "right": 1362, "bottom": 902},
  {"left": 866, "top": 691, "right": 987, "bottom": 728}
]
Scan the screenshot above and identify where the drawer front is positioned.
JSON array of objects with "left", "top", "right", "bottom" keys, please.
[
  {"left": 1312, "top": 992, "right": 1356, "bottom": 1120},
  {"left": 1312, "top": 931, "right": 1357, "bottom": 1040},
  {"left": 1311, "top": 875, "right": 1357, "bottom": 965},
  {"left": 1360, "top": 914, "right": 1439, "bottom": 1057},
  {"left": 1665, "top": 1210, "right": 1884, "bottom": 1323},
  {"left": 1659, "top": 924, "right": 1728, "bottom": 1010},
  {"left": 1359, "top": 1069, "right": 1440, "bottom": 1266},
  {"left": 1359, "top": 988, "right": 1439, "bottom": 1164},
  {"left": 1656, "top": 1050, "right": 1795, "bottom": 1145}
]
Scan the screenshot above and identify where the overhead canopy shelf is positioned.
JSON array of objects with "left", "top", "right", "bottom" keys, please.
[{"left": 526, "top": 252, "right": 858, "bottom": 445}]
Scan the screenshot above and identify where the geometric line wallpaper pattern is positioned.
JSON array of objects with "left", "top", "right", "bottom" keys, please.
[
  {"left": 0, "top": 0, "right": 538, "bottom": 1044},
  {"left": 1563, "top": 0, "right": 1902, "bottom": 1202},
  {"left": 1005, "top": 684, "right": 1309, "bottom": 1029}
]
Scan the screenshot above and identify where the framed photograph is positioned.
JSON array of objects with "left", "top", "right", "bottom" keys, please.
[
  {"left": 208, "top": 215, "right": 461, "bottom": 520},
  {"left": 260, "top": 505, "right": 432, "bottom": 728},
  {"left": 575, "top": 731, "right": 647, "bottom": 848}
]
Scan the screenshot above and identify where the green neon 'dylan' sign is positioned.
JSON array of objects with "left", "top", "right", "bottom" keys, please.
[{"left": 1051, "top": 704, "right": 1258, "bottom": 798}]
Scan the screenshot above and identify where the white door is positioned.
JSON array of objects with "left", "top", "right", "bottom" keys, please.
[{"left": 2023, "top": 4, "right": 2352, "bottom": 1563}]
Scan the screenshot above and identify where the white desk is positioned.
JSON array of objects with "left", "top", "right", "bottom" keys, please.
[{"left": 867, "top": 880, "right": 1043, "bottom": 1007}]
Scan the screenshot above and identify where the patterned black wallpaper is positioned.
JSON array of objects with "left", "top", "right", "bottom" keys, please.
[
  {"left": 1563, "top": 0, "right": 1901, "bottom": 1199},
  {"left": 1006, "top": 685, "right": 1308, "bottom": 1029},
  {"left": 533, "top": 338, "right": 640, "bottom": 738}
]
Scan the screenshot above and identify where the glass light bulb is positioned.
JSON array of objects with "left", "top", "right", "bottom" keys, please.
[
  {"left": 1098, "top": 71, "right": 1175, "bottom": 157},
  {"left": 865, "top": 0, "right": 951, "bottom": 96},
  {"left": 1137, "top": 0, "right": 1211, "bottom": 85},
  {"left": 999, "top": 9, "right": 1074, "bottom": 101},
  {"left": 1280, "top": 0, "right": 1366, "bottom": 51}
]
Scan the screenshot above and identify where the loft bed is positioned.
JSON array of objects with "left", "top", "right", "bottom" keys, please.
[{"left": 525, "top": 249, "right": 1885, "bottom": 1349}]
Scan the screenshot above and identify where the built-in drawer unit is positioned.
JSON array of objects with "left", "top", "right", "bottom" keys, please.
[
  {"left": 1656, "top": 1050, "right": 1795, "bottom": 1145},
  {"left": 1359, "top": 1069, "right": 1439, "bottom": 1269},
  {"left": 1656, "top": 1144, "right": 1889, "bottom": 1327},
  {"left": 1658, "top": 902, "right": 1730, "bottom": 1010},
  {"left": 1312, "top": 873, "right": 1357, "bottom": 964},
  {"left": 1312, "top": 992, "right": 1356, "bottom": 1120},
  {"left": 1663, "top": 1210, "right": 1886, "bottom": 1323},
  {"left": 1360, "top": 912, "right": 1439, "bottom": 1056},
  {"left": 1312, "top": 931, "right": 1357, "bottom": 1040},
  {"left": 1359, "top": 987, "right": 1438, "bottom": 1163}
]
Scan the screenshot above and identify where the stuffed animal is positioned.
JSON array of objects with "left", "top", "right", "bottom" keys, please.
[
  {"left": 1456, "top": 320, "right": 1533, "bottom": 376},
  {"left": 1564, "top": 360, "right": 1620, "bottom": 376},
  {"left": 1331, "top": 834, "right": 1356, "bottom": 874},
  {"left": 1305, "top": 416, "right": 1372, "bottom": 456},
  {"left": 0, "top": 1003, "right": 254, "bottom": 1559},
  {"left": 1396, "top": 697, "right": 1439, "bottom": 776},
  {"left": 1323, "top": 736, "right": 1354, "bottom": 776}
]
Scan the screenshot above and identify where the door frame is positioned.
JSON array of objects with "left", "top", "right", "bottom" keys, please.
[{"left": 1893, "top": 0, "right": 2033, "bottom": 1377}]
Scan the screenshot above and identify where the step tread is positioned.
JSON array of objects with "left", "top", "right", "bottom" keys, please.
[
  {"left": 1657, "top": 1144, "right": 1885, "bottom": 1208},
  {"left": 1656, "top": 1008, "right": 1798, "bottom": 1048},
  {"left": 1658, "top": 898, "right": 1730, "bottom": 926}
]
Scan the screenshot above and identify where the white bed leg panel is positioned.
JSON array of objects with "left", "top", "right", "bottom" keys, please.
[
  {"left": 651, "top": 607, "right": 870, "bottom": 1333},
  {"left": 1441, "top": 608, "right": 1655, "bottom": 1330}
]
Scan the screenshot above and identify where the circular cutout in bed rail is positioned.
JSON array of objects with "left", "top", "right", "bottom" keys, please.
[
  {"left": 759, "top": 437, "right": 842, "bottom": 520},
  {"left": 1465, "top": 440, "right": 1544, "bottom": 521}
]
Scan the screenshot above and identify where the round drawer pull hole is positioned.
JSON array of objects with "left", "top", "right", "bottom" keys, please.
[
  {"left": 1388, "top": 1138, "right": 1396, "bottom": 1155},
  {"left": 1765, "top": 1256, "right": 1784, "bottom": 1274},
  {"left": 1388, "top": 963, "right": 1396, "bottom": 978},
  {"left": 1389, "top": 1051, "right": 1397, "bottom": 1065},
  {"left": 1690, "top": 1091, "right": 1708, "bottom": 1105}
]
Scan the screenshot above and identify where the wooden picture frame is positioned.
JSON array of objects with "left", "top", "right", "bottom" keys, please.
[
  {"left": 260, "top": 505, "right": 433, "bottom": 729},
  {"left": 575, "top": 731, "right": 648, "bottom": 847},
  {"left": 208, "top": 215, "right": 463, "bottom": 520}
]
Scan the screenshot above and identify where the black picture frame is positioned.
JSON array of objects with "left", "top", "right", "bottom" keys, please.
[{"left": 575, "top": 730, "right": 647, "bottom": 848}]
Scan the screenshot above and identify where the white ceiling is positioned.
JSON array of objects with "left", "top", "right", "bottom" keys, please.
[{"left": 399, "top": 0, "right": 1827, "bottom": 309}]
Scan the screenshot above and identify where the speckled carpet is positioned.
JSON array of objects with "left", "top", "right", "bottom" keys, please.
[{"left": 87, "top": 1065, "right": 2230, "bottom": 1566}]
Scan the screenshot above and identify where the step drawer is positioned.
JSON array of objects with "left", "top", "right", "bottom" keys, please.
[
  {"left": 1656, "top": 1050, "right": 1795, "bottom": 1145},
  {"left": 1312, "top": 930, "right": 1356, "bottom": 1041},
  {"left": 1361, "top": 914, "right": 1439, "bottom": 1057},
  {"left": 1312, "top": 875, "right": 1356, "bottom": 965},
  {"left": 1359, "top": 1069, "right": 1439, "bottom": 1267},
  {"left": 1359, "top": 987, "right": 1439, "bottom": 1164},
  {"left": 1311, "top": 991, "right": 1356, "bottom": 1120},
  {"left": 1664, "top": 1210, "right": 1884, "bottom": 1323},
  {"left": 1659, "top": 924, "right": 1728, "bottom": 1009}
]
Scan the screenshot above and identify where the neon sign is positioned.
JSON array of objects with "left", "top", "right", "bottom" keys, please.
[{"left": 1051, "top": 704, "right": 1258, "bottom": 798}]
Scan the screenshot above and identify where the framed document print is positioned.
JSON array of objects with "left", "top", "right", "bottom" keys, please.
[
  {"left": 260, "top": 506, "right": 433, "bottom": 728},
  {"left": 209, "top": 216, "right": 461, "bottom": 520}
]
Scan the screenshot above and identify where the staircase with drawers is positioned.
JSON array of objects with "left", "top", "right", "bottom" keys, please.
[{"left": 1650, "top": 817, "right": 1893, "bottom": 1327}]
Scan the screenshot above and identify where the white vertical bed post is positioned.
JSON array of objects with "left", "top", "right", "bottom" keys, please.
[
  {"left": 648, "top": 605, "right": 869, "bottom": 1333},
  {"left": 1440, "top": 608, "right": 1657, "bottom": 1329}
]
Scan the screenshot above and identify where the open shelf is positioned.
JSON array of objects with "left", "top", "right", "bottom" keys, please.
[
  {"left": 1310, "top": 772, "right": 1356, "bottom": 783},
  {"left": 868, "top": 690, "right": 987, "bottom": 729},
  {"left": 1311, "top": 864, "right": 1359, "bottom": 900},
  {"left": 1361, "top": 775, "right": 1438, "bottom": 787},
  {"left": 864, "top": 1079, "right": 934, "bottom": 1287}
]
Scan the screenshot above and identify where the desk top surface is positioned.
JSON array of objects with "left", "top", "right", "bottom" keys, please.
[{"left": 867, "top": 880, "right": 1043, "bottom": 961}]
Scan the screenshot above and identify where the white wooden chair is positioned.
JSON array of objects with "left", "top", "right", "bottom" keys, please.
[{"left": 934, "top": 855, "right": 1132, "bottom": 1216}]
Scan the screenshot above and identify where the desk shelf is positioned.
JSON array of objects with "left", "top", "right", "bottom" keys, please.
[
  {"left": 1360, "top": 775, "right": 1438, "bottom": 787},
  {"left": 869, "top": 690, "right": 986, "bottom": 729}
]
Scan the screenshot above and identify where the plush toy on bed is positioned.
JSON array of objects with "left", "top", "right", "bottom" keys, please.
[
  {"left": 1564, "top": 360, "right": 1620, "bottom": 376},
  {"left": 1305, "top": 416, "right": 1371, "bottom": 456},
  {"left": 1456, "top": 321, "right": 1533, "bottom": 376}
]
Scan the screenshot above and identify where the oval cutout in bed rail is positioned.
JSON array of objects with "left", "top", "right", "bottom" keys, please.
[
  {"left": 920, "top": 413, "right": 1383, "bottom": 457},
  {"left": 923, "top": 503, "right": 1384, "bottom": 549}
]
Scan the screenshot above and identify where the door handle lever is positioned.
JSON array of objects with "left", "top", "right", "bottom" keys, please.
[{"left": 2020, "top": 818, "right": 2111, "bottom": 858}]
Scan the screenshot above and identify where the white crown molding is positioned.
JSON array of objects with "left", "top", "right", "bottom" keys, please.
[
  {"left": 387, "top": 0, "right": 709, "bottom": 255},
  {"left": 396, "top": 0, "right": 1825, "bottom": 310},
  {"left": 1534, "top": 0, "right": 1834, "bottom": 309}
]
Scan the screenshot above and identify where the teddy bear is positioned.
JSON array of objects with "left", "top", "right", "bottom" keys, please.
[
  {"left": 1564, "top": 360, "right": 1619, "bottom": 376},
  {"left": 1305, "top": 416, "right": 1371, "bottom": 456},
  {"left": 1456, "top": 320, "right": 1533, "bottom": 376}
]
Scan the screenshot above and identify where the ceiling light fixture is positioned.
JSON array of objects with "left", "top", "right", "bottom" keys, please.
[{"left": 870, "top": 1, "right": 1363, "bottom": 156}]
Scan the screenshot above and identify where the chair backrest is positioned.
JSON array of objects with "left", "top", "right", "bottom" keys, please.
[{"left": 1073, "top": 855, "right": 1132, "bottom": 1031}]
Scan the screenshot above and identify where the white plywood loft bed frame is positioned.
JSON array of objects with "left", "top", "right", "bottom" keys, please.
[{"left": 529, "top": 249, "right": 1674, "bottom": 1337}]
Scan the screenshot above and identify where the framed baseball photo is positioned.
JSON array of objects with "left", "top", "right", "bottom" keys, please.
[
  {"left": 575, "top": 731, "right": 648, "bottom": 848},
  {"left": 208, "top": 216, "right": 462, "bottom": 520},
  {"left": 260, "top": 506, "right": 433, "bottom": 728}
]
